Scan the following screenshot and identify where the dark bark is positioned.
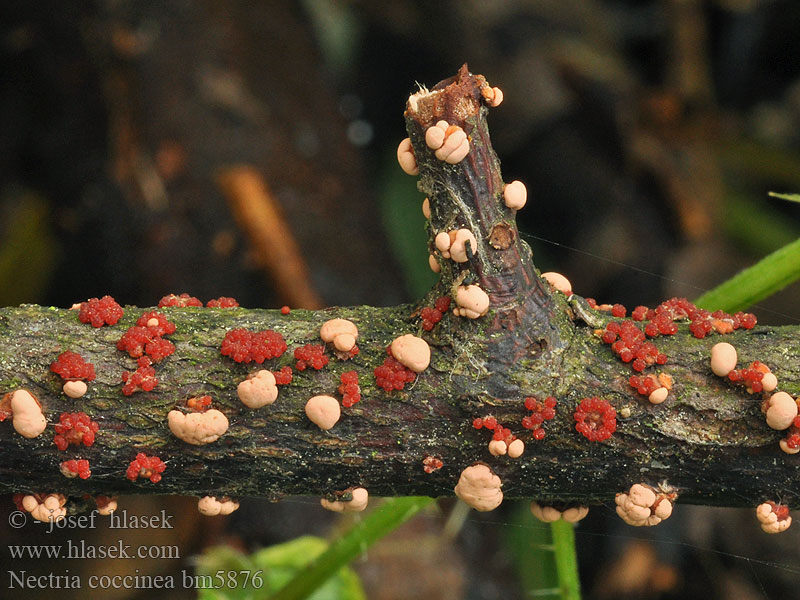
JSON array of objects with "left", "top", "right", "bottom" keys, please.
[{"left": 1, "top": 67, "right": 798, "bottom": 510}]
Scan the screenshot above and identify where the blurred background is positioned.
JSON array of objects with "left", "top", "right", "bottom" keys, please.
[{"left": 1, "top": 0, "right": 800, "bottom": 598}]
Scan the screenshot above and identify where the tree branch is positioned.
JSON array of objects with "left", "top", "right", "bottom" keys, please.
[{"left": 1, "top": 66, "right": 798, "bottom": 513}]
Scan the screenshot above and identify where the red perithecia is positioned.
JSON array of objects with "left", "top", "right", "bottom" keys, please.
[
  {"left": 522, "top": 396, "right": 557, "bottom": 440},
  {"left": 78, "top": 295, "right": 124, "bottom": 327},
  {"left": 756, "top": 502, "right": 792, "bottom": 534},
  {"left": 320, "top": 318, "right": 359, "bottom": 353},
  {"left": 54, "top": 411, "right": 99, "bottom": 451},
  {"left": 600, "top": 320, "right": 667, "bottom": 372},
  {"left": 121, "top": 357, "right": 158, "bottom": 395},
  {"left": 421, "top": 296, "right": 451, "bottom": 331},
  {"left": 294, "top": 344, "right": 329, "bottom": 371},
  {"left": 135, "top": 311, "right": 176, "bottom": 336},
  {"left": 186, "top": 395, "right": 213, "bottom": 412},
  {"left": 474, "top": 416, "right": 523, "bottom": 458},
  {"left": 50, "top": 351, "right": 96, "bottom": 391},
  {"left": 627, "top": 297, "right": 756, "bottom": 339},
  {"left": 338, "top": 370, "right": 361, "bottom": 408},
  {"left": 374, "top": 346, "right": 417, "bottom": 391},
  {"left": 454, "top": 464, "right": 503, "bottom": 512},
  {"left": 780, "top": 418, "right": 800, "bottom": 455},
  {"left": 574, "top": 397, "right": 617, "bottom": 442},
  {"left": 198, "top": 496, "right": 240, "bottom": 516},
  {"left": 423, "top": 455, "right": 443, "bottom": 473},
  {"left": 728, "top": 361, "right": 774, "bottom": 394},
  {"left": 530, "top": 502, "right": 589, "bottom": 523},
  {"left": 321, "top": 487, "right": 369, "bottom": 513},
  {"left": 126, "top": 453, "right": 166, "bottom": 483},
  {"left": 615, "top": 483, "right": 676, "bottom": 527},
  {"left": 60, "top": 459, "right": 91, "bottom": 480},
  {"left": 280, "top": 305, "right": 291, "bottom": 315},
  {"left": 221, "top": 328, "right": 287, "bottom": 363},
  {"left": 628, "top": 373, "right": 672, "bottom": 404},
  {"left": 157, "top": 293, "right": 202, "bottom": 307},
  {"left": 424, "top": 120, "right": 470, "bottom": 164},
  {"left": 8, "top": 390, "right": 47, "bottom": 439},
  {"left": 273, "top": 366, "right": 293, "bottom": 385},
  {"left": 396, "top": 137, "right": 419, "bottom": 175},
  {"left": 206, "top": 297, "right": 239, "bottom": 308},
  {"left": 117, "top": 326, "right": 175, "bottom": 362}
]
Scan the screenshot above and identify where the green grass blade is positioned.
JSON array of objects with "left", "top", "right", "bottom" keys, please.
[
  {"left": 768, "top": 191, "right": 800, "bottom": 203},
  {"left": 694, "top": 237, "right": 800, "bottom": 312},
  {"left": 550, "top": 520, "right": 581, "bottom": 600},
  {"left": 269, "top": 497, "right": 434, "bottom": 600}
]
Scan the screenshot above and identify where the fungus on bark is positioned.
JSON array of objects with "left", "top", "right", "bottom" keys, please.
[
  {"left": 237, "top": 370, "right": 279, "bottom": 409},
  {"left": 454, "top": 464, "right": 503, "bottom": 512},
  {"left": 305, "top": 395, "right": 341, "bottom": 430},
  {"left": 198, "top": 495, "right": 240, "bottom": 516},
  {"left": 320, "top": 487, "right": 369, "bottom": 513},
  {"left": 167, "top": 408, "right": 229, "bottom": 445},
  {"left": 9, "top": 389, "right": 47, "bottom": 439}
]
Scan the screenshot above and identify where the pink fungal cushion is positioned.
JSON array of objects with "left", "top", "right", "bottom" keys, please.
[
  {"left": 50, "top": 351, "right": 96, "bottom": 381},
  {"left": 78, "top": 295, "right": 124, "bottom": 327},
  {"left": 574, "top": 397, "right": 617, "bottom": 442},
  {"left": 220, "top": 328, "right": 287, "bottom": 363}
]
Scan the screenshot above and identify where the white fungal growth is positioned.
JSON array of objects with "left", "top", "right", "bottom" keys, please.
[
  {"left": 453, "top": 284, "right": 490, "bottom": 319},
  {"left": 761, "top": 371, "right": 778, "bottom": 393},
  {"left": 454, "top": 464, "right": 503, "bottom": 512},
  {"left": 435, "top": 231, "right": 452, "bottom": 258},
  {"left": 424, "top": 120, "right": 470, "bottom": 163},
  {"left": 488, "top": 439, "right": 507, "bottom": 456},
  {"left": 765, "top": 392, "right": 798, "bottom": 431},
  {"left": 503, "top": 181, "right": 527, "bottom": 210},
  {"left": 756, "top": 502, "right": 792, "bottom": 534},
  {"left": 305, "top": 395, "right": 341, "bottom": 430},
  {"left": 507, "top": 438, "right": 525, "bottom": 458},
  {"left": 615, "top": 483, "right": 675, "bottom": 527},
  {"left": 541, "top": 272, "right": 572, "bottom": 296},
  {"left": 481, "top": 85, "right": 504, "bottom": 107},
  {"left": 167, "top": 409, "right": 229, "bottom": 445},
  {"left": 198, "top": 496, "right": 240, "bottom": 516},
  {"left": 10, "top": 389, "right": 47, "bottom": 439},
  {"left": 320, "top": 487, "right": 369, "bottom": 513},
  {"left": 530, "top": 502, "right": 589, "bottom": 523},
  {"left": 648, "top": 387, "right": 668, "bottom": 405},
  {"left": 320, "top": 318, "right": 359, "bottom": 352},
  {"left": 710, "top": 342, "right": 737, "bottom": 377},
  {"left": 390, "top": 334, "right": 431, "bottom": 372},
  {"left": 396, "top": 138, "right": 419, "bottom": 175},
  {"left": 237, "top": 370, "right": 278, "bottom": 409}
]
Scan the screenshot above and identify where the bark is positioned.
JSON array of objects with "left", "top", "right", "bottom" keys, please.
[{"left": 1, "top": 66, "right": 798, "bottom": 510}]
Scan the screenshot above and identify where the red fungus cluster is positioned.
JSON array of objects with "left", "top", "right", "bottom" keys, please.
[
  {"left": 521, "top": 396, "right": 557, "bottom": 440},
  {"left": 220, "top": 328, "right": 287, "bottom": 363},
  {"left": 50, "top": 351, "right": 96, "bottom": 382},
  {"left": 280, "top": 305, "right": 291, "bottom": 315},
  {"left": 78, "top": 295, "right": 124, "bottom": 327},
  {"left": 374, "top": 347, "right": 417, "bottom": 391},
  {"left": 628, "top": 373, "right": 672, "bottom": 401},
  {"left": 126, "top": 453, "right": 166, "bottom": 483},
  {"left": 54, "top": 412, "right": 99, "bottom": 451},
  {"left": 574, "top": 397, "right": 617, "bottom": 442},
  {"left": 135, "top": 311, "right": 177, "bottom": 336},
  {"left": 473, "top": 416, "right": 516, "bottom": 444},
  {"left": 783, "top": 420, "right": 800, "bottom": 453},
  {"left": 423, "top": 455, "right": 444, "bottom": 473},
  {"left": 186, "top": 395, "right": 212, "bottom": 412},
  {"left": 728, "top": 361, "right": 769, "bottom": 393},
  {"left": 206, "top": 297, "right": 239, "bottom": 308},
  {"left": 273, "top": 366, "right": 293, "bottom": 385},
  {"left": 629, "top": 297, "right": 755, "bottom": 340},
  {"left": 294, "top": 344, "right": 329, "bottom": 371},
  {"left": 420, "top": 296, "right": 451, "bottom": 331},
  {"left": 158, "top": 293, "right": 203, "bottom": 307},
  {"left": 601, "top": 321, "right": 666, "bottom": 373},
  {"left": 338, "top": 370, "right": 361, "bottom": 407},
  {"left": 60, "top": 459, "right": 91, "bottom": 479},
  {"left": 121, "top": 357, "right": 158, "bottom": 396}
]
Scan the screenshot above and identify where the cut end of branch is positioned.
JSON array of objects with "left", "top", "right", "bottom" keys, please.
[{"left": 406, "top": 64, "right": 487, "bottom": 129}]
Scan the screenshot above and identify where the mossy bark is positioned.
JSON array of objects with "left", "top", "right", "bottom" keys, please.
[{"left": 1, "top": 67, "right": 798, "bottom": 508}]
